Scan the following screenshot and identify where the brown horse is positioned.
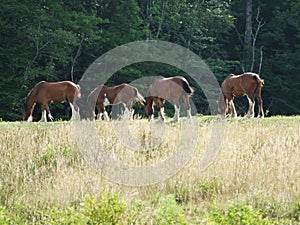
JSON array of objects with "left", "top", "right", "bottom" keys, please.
[
  {"left": 218, "top": 72, "right": 264, "bottom": 118},
  {"left": 23, "top": 81, "right": 81, "bottom": 122},
  {"left": 145, "top": 76, "right": 194, "bottom": 122},
  {"left": 86, "top": 83, "right": 145, "bottom": 120}
]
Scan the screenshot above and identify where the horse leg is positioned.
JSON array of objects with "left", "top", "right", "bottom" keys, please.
[
  {"left": 39, "top": 110, "right": 47, "bottom": 122},
  {"left": 256, "top": 94, "right": 264, "bottom": 118},
  {"left": 224, "top": 98, "right": 229, "bottom": 117},
  {"left": 129, "top": 108, "right": 135, "bottom": 120},
  {"left": 183, "top": 95, "right": 192, "bottom": 121},
  {"left": 125, "top": 102, "right": 134, "bottom": 120},
  {"left": 148, "top": 103, "right": 155, "bottom": 122},
  {"left": 229, "top": 100, "right": 237, "bottom": 118},
  {"left": 103, "top": 110, "right": 109, "bottom": 121},
  {"left": 98, "top": 103, "right": 109, "bottom": 121},
  {"left": 153, "top": 97, "right": 165, "bottom": 122},
  {"left": 257, "top": 95, "right": 264, "bottom": 118},
  {"left": 225, "top": 99, "right": 231, "bottom": 117},
  {"left": 172, "top": 103, "right": 180, "bottom": 122},
  {"left": 158, "top": 106, "right": 166, "bottom": 122},
  {"left": 246, "top": 96, "right": 255, "bottom": 118},
  {"left": 40, "top": 104, "right": 53, "bottom": 122},
  {"left": 26, "top": 103, "right": 36, "bottom": 122},
  {"left": 69, "top": 102, "right": 80, "bottom": 121}
]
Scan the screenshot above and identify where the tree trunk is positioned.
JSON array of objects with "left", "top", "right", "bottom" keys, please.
[{"left": 245, "top": 0, "right": 252, "bottom": 45}]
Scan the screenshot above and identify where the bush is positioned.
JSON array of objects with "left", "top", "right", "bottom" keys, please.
[
  {"left": 209, "top": 203, "right": 269, "bottom": 225},
  {"left": 82, "top": 192, "right": 126, "bottom": 225},
  {"left": 154, "top": 194, "right": 188, "bottom": 225}
]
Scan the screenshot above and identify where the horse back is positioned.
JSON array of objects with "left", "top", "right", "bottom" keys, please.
[
  {"left": 35, "top": 81, "right": 78, "bottom": 102},
  {"left": 222, "top": 72, "right": 263, "bottom": 98},
  {"left": 149, "top": 76, "right": 191, "bottom": 100}
]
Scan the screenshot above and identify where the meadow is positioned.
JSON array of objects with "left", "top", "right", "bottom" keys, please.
[{"left": 0, "top": 116, "right": 299, "bottom": 224}]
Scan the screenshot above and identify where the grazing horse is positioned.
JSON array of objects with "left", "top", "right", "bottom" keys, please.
[
  {"left": 218, "top": 72, "right": 264, "bottom": 118},
  {"left": 86, "top": 83, "right": 145, "bottom": 120},
  {"left": 23, "top": 81, "right": 81, "bottom": 122},
  {"left": 145, "top": 76, "right": 194, "bottom": 122}
]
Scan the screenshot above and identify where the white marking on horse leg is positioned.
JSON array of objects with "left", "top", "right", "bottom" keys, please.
[
  {"left": 103, "top": 94, "right": 110, "bottom": 106},
  {"left": 149, "top": 114, "right": 154, "bottom": 122},
  {"left": 130, "top": 109, "right": 135, "bottom": 120},
  {"left": 229, "top": 101, "right": 237, "bottom": 118},
  {"left": 75, "top": 108, "right": 80, "bottom": 120},
  {"left": 70, "top": 103, "right": 76, "bottom": 121},
  {"left": 27, "top": 115, "right": 33, "bottom": 122},
  {"left": 69, "top": 103, "right": 80, "bottom": 121},
  {"left": 97, "top": 113, "right": 103, "bottom": 120},
  {"left": 250, "top": 102, "right": 255, "bottom": 118},
  {"left": 246, "top": 96, "right": 255, "bottom": 118},
  {"left": 104, "top": 111, "right": 110, "bottom": 121},
  {"left": 159, "top": 107, "right": 166, "bottom": 122},
  {"left": 48, "top": 113, "right": 54, "bottom": 121},
  {"left": 187, "top": 108, "right": 192, "bottom": 120},
  {"left": 172, "top": 105, "right": 180, "bottom": 122},
  {"left": 39, "top": 110, "right": 47, "bottom": 122}
]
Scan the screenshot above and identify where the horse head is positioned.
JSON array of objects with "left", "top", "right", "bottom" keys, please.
[
  {"left": 22, "top": 102, "right": 32, "bottom": 121},
  {"left": 217, "top": 91, "right": 226, "bottom": 117},
  {"left": 144, "top": 96, "right": 154, "bottom": 117}
]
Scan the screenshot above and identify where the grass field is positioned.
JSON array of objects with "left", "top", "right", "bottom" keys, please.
[{"left": 0, "top": 116, "right": 299, "bottom": 224}]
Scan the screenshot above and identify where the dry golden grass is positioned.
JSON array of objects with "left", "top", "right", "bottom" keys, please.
[{"left": 0, "top": 116, "right": 299, "bottom": 211}]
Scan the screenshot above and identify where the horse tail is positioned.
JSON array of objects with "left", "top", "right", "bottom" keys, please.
[
  {"left": 182, "top": 79, "right": 194, "bottom": 96},
  {"left": 253, "top": 74, "right": 264, "bottom": 95},
  {"left": 133, "top": 88, "right": 146, "bottom": 105}
]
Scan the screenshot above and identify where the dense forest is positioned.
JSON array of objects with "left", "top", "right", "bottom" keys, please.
[{"left": 0, "top": 0, "right": 299, "bottom": 121}]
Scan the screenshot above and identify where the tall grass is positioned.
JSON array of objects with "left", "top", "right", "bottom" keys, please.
[{"left": 0, "top": 116, "right": 299, "bottom": 223}]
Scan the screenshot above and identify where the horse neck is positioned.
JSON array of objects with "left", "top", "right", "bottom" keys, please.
[{"left": 24, "top": 92, "right": 36, "bottom": 116}]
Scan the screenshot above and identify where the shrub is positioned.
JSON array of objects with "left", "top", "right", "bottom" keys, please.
[
  {"left": 82, "top": 192, "right": 126, "bottom": 224},
  {"left": 154, "top": 194, "right": 188, "bottom": 225},
  {"left": 209, "top": 203, "right": 269, "bottom": 225}
]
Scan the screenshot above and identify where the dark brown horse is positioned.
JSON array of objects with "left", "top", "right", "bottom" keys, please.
[
  {"left": 86, "top": 83, "right": 145, "bottom": 120},
  {"left": 218, "top": 72, "right": 264, "bottom": 118},
  {"left": 145, "top": 76, "right": 194, "bottom": 122},
  {"left": 23, "top": 81, "right": 81, "bottom": 122}
]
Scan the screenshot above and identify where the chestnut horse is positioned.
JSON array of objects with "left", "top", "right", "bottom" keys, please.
[
  {"left": 145, "top": 76, "right": 194, "bottom": 122},
  {"left": 23, "top": 81, "right": 81, "bottom": 122},
  {"left": 218, "top": 72, "right": 264, "bottom": 118},
  {"left": 86, "top": 83, "right": 145, "bottom": 120}
]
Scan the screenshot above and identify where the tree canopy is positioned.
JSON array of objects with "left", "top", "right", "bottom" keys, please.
[{"left": 0, "top": 0, "right": 299, "bottom": 121}]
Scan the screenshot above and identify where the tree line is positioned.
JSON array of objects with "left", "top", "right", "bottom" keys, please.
[{"left": 0, "top": 0, "right": 299, "bottom": 121}]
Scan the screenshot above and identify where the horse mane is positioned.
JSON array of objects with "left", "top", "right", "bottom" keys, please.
[{"left": 24, "top": 81, "right": 46, "bottom": 104}]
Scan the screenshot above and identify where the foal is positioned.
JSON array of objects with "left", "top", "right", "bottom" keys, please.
[{"left": 218, "top": 72, "right": 264, "bottom": 118}]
